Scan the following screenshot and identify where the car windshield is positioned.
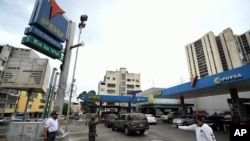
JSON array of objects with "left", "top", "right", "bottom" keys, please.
[
  {"left": 130, "top": 114, "right": 147, "bottom": 120},
  {"left": 145, "top": 114, "right": 154, "bottom": 117},
  {"left": 109, "top": 114, "right": 117, "bottom": 118}
]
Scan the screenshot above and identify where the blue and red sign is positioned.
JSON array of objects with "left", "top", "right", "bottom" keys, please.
[
  {"left": 22, "top": 0, "right": 69, "bottom": 59},
  {"left": 29, "top": 0, "right": 69, "bottom": 42}
]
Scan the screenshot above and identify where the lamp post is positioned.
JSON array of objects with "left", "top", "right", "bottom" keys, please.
[{"left": 65, "top": 15, "right": 88, "bottom": 132}]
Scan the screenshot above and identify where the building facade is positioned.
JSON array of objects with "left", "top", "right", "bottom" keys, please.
[
  {"left": 185, "top": 27, "right": 250, "bottom": 78},
  {"left": 185, "top": 28, "right": 250, "bottom": 114},
  {"left": 98, "top": 68, "right": 141, "bottom": 111},
  {"left": 0, "top": 44, "right": 47, "bottom": 118}
]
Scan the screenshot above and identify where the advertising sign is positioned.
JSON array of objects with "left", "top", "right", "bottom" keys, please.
[
  {"left": 0, "top": 58, "right": 51, "bottom": 93},
  {"left": 28, "top": 0, "right": 69, "bottom": 42},
  {"left": 22, "top": 0, "right": 69, "bottom": 59}
]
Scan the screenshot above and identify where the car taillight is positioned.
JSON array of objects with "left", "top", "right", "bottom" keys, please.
[
  {"left": 130, "top": 122, "right": 136, "bottom": 126},
  {"left": 240, "top": 121, "right": 247, "bottom": 125}
]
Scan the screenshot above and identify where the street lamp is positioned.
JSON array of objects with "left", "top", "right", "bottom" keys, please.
[{"left": 65, "top": 14, "right": 88, "bottom": 132}]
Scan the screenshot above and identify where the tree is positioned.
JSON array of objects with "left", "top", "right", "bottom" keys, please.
[
  {"left": 76, "top": 90, "right": 96, "bottom": 100},
  {"left": 76, "top": 90, "right": 97, "bottom": 113},
  {"left": 63, "top": 103, "right": 72, "bottom": 115}
]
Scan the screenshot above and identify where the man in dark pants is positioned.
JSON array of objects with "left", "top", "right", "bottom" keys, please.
[
  {"left": 44, "top": 111, "right": 59, "bottom": 141},
  {"left": 88, "top": 116, "right": 103, "bottom": 141}
]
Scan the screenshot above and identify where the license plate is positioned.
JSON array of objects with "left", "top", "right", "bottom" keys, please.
[{"left": 139, "top": 124, "right": 144, "bottom": 127}]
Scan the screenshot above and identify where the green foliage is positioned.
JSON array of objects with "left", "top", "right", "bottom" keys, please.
[
  {"left": 63, "top": 103, "right": 72, "bottom": 115},
  {"left": 76, "top": 90, "right": 97, "bottom": 113}
]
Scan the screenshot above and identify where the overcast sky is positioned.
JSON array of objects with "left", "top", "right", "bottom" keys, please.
[{"left": 1, "top": 0, "right": 250, "bottom": 101}]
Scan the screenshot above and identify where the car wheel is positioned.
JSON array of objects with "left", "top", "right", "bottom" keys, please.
[
  {"left": 124, "top": 126, "right": 131, "bottom": 135},
  {"left": 168, "top": 118, "right": 172, "bottom": 123},
  {"left": 112, "top": 124, "right": 117, "bottom": 131},
  {"left": 183, "top": 122, "right": 188, "bottom": 126},
  {"left": 139, "top": 130, "right": 145, "bottom": 134},
  {"left": 215, "top": 124, "right": 221, "bottom": 131}
]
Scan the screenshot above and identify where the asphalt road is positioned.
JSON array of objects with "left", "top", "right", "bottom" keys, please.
[
  {"left": 68, "top": 119, "right": 230, "bottom": 141},
  {"left": 0, "top": 119, "right": 230, "bottom": 141}
]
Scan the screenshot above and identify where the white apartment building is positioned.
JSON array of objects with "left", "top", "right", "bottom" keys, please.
[
  {"left": 98, "top": 68, "right": 141, "bottom": 110},
  {"left": 185, "top": 28, "right": 250, "bottom": 114}
]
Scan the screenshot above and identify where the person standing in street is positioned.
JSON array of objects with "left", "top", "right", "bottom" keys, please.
[
  {"left": 88, "top": 116, "right": 103, "bottom": 141},
  {"left": 44, "top": 111, "right": 59, "bottom": 141},
  {"left": 171, "top": 115, "right": 216, "bottom": 141}
]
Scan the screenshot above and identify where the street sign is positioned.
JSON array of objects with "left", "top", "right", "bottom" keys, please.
[
  {"left": 24, "top": 26, "right": 63, "bottom": 50},
  {"left": 22, "top": 35, "right": 62, "bottom": 59}
]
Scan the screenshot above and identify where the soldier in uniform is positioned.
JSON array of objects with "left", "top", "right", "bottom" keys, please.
[{"left": 88, "top": 116, "right": 103, "bottom": 141}]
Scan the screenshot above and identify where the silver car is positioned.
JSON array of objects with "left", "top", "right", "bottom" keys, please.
[{"left": 172, "top": 115, "right": 194, "bottom": 126}]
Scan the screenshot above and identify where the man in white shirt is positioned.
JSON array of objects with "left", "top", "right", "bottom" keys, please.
[
  {"left": 44, "top": 111, "right": 59, "bottom": 141},
  {"left": 171, "top": 115, "right": 216, "bottom": 141}
]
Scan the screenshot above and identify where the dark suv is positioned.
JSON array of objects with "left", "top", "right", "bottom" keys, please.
[{"left": 112, "top": 113, "right": 149, "bottom": 135}]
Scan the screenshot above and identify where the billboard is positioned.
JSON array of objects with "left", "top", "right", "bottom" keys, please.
[{"left": 0, "top": 58, "right": 51, "bottom": 93}]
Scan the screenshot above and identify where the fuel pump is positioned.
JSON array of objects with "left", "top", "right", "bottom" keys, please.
[{"left": 227, "top": 98, "right": 250, "bottom": 125}]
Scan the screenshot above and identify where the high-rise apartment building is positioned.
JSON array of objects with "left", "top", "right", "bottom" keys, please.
[
  {"left": 185, "top": 27, "right": 250, "bottom": 78},
  {"left": 184, "top": 28, "right": 250, "bottom": 113},
  {"left": 98, "top": 68, "right": 141, "bottom": 109}
]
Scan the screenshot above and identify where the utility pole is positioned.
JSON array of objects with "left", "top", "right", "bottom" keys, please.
[
  {"left": 54, "top": 21, "right": 76, "bottom": 128},
  {"left": 65, "top": 14, "right": 88, "bottom": 132}
]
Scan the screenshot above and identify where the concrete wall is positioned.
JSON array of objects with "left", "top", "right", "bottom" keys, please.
[{"left": 7, "top": 122, "right": 69, "bottom": 141}]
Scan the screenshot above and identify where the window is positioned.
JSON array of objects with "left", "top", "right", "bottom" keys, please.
[
  {"left": 120, "top": 115, "right": 126, "bottom": 120},
  {"left": 136, "top": 79, "right": 139, "bottom": 83},
  {"left": 113, "top": 77, "right": 115, "bottom": 80},
  {"left": 107, "top": 77, "right": 110, "bottom": 80},
  {"left": 107, "top": 84, "right": 115, "bottom": 88},
  {"left": 0, "top": 103, "right": 4, "bottom": 108},
  {"left": 127, "top": 85, "right": 134, "bottom": 89},
  {"left": 127, "top": 79, "right": 131, "bottom": 82},
  {"left": 121, "top": 74, "right": 125, "bottom": 80},
  {"left": 107, "top": 90, "right": 115, "bottom": 94},
  {"left": 136, "top": 85, "right": 140, "bottom": 87}
]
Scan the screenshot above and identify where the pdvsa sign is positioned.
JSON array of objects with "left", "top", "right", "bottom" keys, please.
[
  {"left": 29, "top": 0, "right": 69, "bottom": 42},
  {"left": 214, "top": 74, "right": 242, "bottom": 84}
]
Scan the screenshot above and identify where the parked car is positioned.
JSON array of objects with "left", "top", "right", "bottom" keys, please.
[
  {"left": 0, "top": 117, "right": 11, "bottom": 125},
  {"left": 204, "top": 115, "right": 231, "bottom": 131},
  {"left": 105, "top": 113, "right": 118, "bottom": 128},
  {"left": 162, "top": 111, "right": 179, "bottom": 123},
  {"left": 172, "top": 115, "right": 194, "bottom": 126},
  {"left": 145, "top": 114, "right": 157, "bottom": 124},
  {"left": 112, "top": 113, "right": 149, "bottom": 135}
]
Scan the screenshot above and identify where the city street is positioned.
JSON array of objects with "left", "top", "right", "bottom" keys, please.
[
  {"left": 68, "top": 119, "right": 229, "bottom": 141},
  {"left": 0, "top": 119, "right": 230, "bottom": 141}
]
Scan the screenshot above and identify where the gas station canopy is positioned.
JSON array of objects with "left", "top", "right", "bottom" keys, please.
[
  {"left": 83, "top": 94, "right": 148, "bottom": 103},
  {"left": 160, "top": 64, "right": 250, "bottom": 99}
]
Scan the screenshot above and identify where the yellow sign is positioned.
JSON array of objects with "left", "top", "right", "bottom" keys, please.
[
  {"left": 88, "top": 95, "right": 101, "bottom": 100},
  {"left": 154, "top": 91, "right": 162, "bottom": 97}
]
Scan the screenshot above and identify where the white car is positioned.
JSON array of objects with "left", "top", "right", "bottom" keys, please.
[
  {"left": 172, "top": 115, "right": 194, "bottom": 126},
  {"left": 145, "top": 114, "right": 157, "bottom": 124}
]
